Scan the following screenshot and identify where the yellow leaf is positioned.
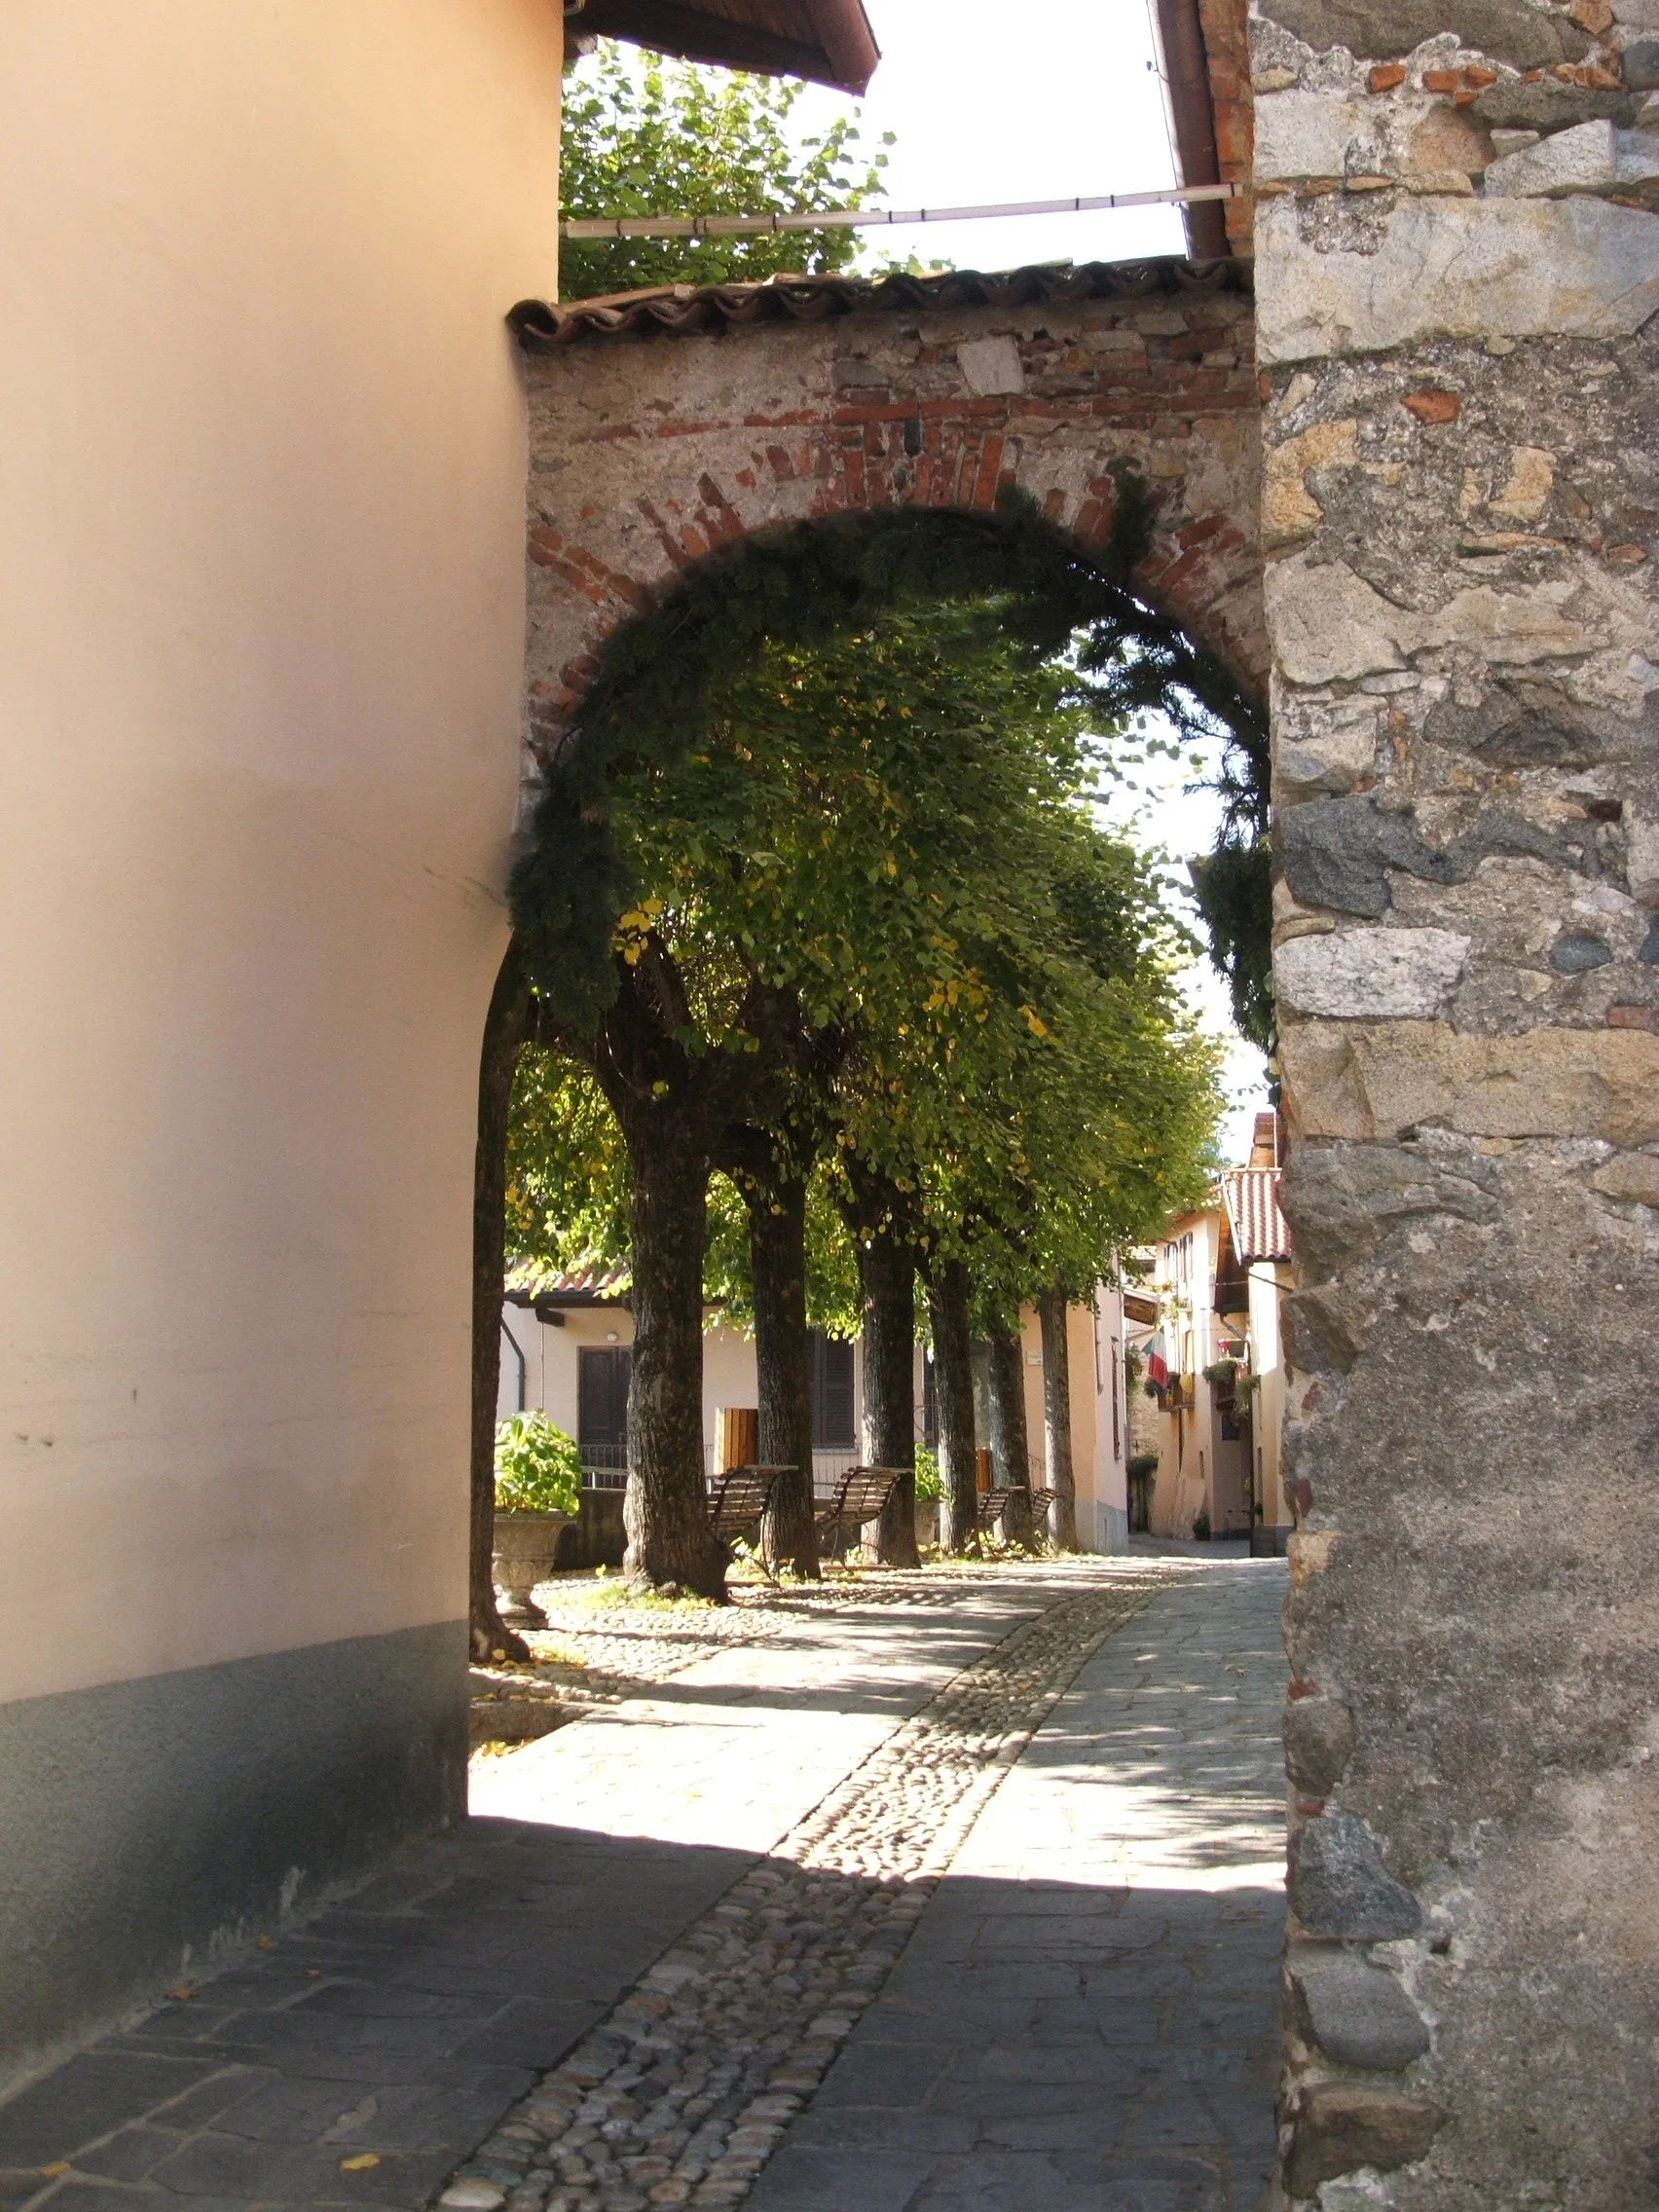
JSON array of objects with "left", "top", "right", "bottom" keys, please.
[
  {"left": 256, "top": 1936, "right": 276, "bottom": 1951},
  {"left": 339, "top": 2155, "right": 381, "bottom": 2172},
  {"left": 40, "top": 2163, "right": 69, "bottom": 2178},
  {"left": 167, "top": 1986, "right": 197, "bottom": 2001}
]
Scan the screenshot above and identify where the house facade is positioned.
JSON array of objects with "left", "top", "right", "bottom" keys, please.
[
  {"left": 500, "top": 1279, "right": 1132, "bottom": 1551},
  {"left": 1138, "top": 1115, "right": 1293, "bottom": 1552}
]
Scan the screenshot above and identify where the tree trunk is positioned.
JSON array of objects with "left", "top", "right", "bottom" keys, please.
[
  {"left": 858, "top": 1222, "right": 919, "bottom": 1567},
  {"left": 746, "top": 1171, "right": 819, "bottom": 1578},
  {"left": 622, "top": 1117, "right": 729, "bottom": 1600},
  {"left": 928, "top": 1259, "right": 978, "bottom": 1556},
  {"left": 987, "top": 1322, "right": 1034, "bottom": 1548},
  {"left": 471, "top": 941, "right": 534, "bottom": 1662},
  {"left": 1038, "top": 1283, "right": 1080, "bottom": 1552}
]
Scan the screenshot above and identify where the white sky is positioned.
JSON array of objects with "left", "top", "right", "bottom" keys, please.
[{"left": 796, "top": 0, "right": 1189, "bottom": 274}]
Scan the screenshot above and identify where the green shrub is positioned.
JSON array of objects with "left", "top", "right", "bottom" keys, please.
[
  {"left": 913, "top": 1445, "right": 943, "bottom": 1501},
  {"left": 1126, "top": 1451, "right": 1159, "bottom": 1482},
  {"left": 494, "top": 1412, "right": 583, "bottom": 1517},
  {"left": 1192, "top": 1509, "right": 1211, "bottom": 1542}
]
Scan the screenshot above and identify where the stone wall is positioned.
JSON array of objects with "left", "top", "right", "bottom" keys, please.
[{"left": 1256, "top": 1, "right": 1659, "bottom": 2202}]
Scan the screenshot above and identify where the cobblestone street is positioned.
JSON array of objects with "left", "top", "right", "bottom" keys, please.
[{"left": 0, "top": 1558, "right": 1287, "bottom": 2212}]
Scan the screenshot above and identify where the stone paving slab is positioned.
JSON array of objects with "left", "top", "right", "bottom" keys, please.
[
  {"left": 748, "top": 1561, "right": 1289, "bottom": 2212},
  {"left": 0, "top": 1575, "right": 1074, "bottom": 2212}
]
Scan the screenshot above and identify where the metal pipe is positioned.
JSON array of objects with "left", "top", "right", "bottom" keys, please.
[
  {"left": 500, "top": 1316, "right": 528, "bottom": 1415},
  {"left": 561, "top": 180, "right": 1238, "bottom": 241}
]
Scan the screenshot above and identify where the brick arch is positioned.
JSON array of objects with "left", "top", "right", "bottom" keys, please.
[{"left": 512, "top": 261, "right": 1264, "bottom": 775}]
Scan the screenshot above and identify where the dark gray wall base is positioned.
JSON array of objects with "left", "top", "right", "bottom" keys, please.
[
  {"left": 555, "top": 1489, "right": 626, "bottom": 1569},
  {"left": 1251, "top": 1525, "right": 1292, "bottom": 1558},
  {"left": 0, "top": 1619, "right": 467, "bottom": 2095}
]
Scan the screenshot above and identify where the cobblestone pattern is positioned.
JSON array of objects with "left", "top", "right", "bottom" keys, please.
[
  {"left": 437, "top": 1569, "right": 1174, "bottom": 2212},
  {"left": 471, "top": 1569, "right": 1070, "bottom": 1747}
]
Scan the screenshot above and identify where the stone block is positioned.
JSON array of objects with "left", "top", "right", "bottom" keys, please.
[
  {"left": 1266, "top": 554, "right": 1601, "bottom": 686},
  {"left": 1257, "top": 195, "right": 1659, "bottom": 361},
  {"left": 1286, "top": 1944, "right": 1432, "bottom": 2070},
  {"left": 1619, "top": 125, "right": 1659, "bottom": 180},
  {"left": 1626, "top": 36, "right": 1659, "bottom": 86},
  {"left": 1256, "top": 92, "right": 1375, "bottom": 181},
  {"left": 1278, "top": 1019, "right": 1659, "bottom": 1144},
  {"left": 1473, "top": 77, "right": 1630, "bottom": 129},
  {"left": 1276, "top": 927, "right": 1471, "bottom": 1018},
  {"left": 1286, "top": 2083, "right": 1447, "bottom": 2192},
  {"left": 1276, "top": 720, "right": 1380, "bottom": 800},
  {"left": 1283, "top": 1697, "right": 1356, "bottom": 1796},
  {"left": 1591, "top": 1150, "right": 1659, "bottom": 1201},
  {"left": 956, "top": 338, "right": 1024, "bottom": 397},
  {"left": 1263, "top": 418, "right": 1360, "bottom": 548},
  {"left": 1626, "top": 818, "right": 1659, "bottom": 905},
  {"left": 1485, "top": 118, "right": 1621, "bottom": 195},
  {"left": 1260, "top": 0, "right": 1590, "bottom": 65},
  {"left": 1489, "top": 444, "right": 1555, "bottom": 523},
  {"left": 1287, "top": 1811, "right": 1422, "bottom": 1940},
  {"left": 1550, "top": 932, "right": 1614, "bottom": 972}
]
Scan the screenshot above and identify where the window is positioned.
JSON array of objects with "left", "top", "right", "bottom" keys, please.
[
  {"left": 810, "top": 1331, "right": 856, "bottom": 1450},
  {"left": 1110, "top": 1336, "right": 1121, "bottom": 1458},
  {"left": 577, "top": 1346, "right": 630, "bottom": 1468}
]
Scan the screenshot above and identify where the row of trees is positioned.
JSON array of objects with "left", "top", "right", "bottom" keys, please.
[{"left": 472, "top": 574, "right": 1222, "bottom": 1642}]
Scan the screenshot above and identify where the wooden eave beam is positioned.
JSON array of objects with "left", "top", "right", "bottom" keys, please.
[
  {"left": 573, "top": 0, "right": 877, "bottom": 91},
  {"left": 1151, "top": 0, "right": 1230, "bottom": 258}
]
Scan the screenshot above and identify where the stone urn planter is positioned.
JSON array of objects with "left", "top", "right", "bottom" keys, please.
[{"left": 492, "top": 1510, "right": 571, "bottom": 1629}]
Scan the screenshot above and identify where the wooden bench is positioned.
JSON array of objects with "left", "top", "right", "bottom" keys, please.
[
  {"left": 977, "top": 1484, "right": 1053, "bottom": 1550},
  {"left": 814, "top": 1463, "right": 902, "bottom": 1559},
  {"left": 976, "top": 1486, "right": 1015, "bottom": 1536},
  {"left": 706, "top": 1463, "right": 793, "bottom": 1558}
]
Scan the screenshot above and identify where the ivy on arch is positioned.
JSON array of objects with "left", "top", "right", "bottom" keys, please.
[{"left": 508, "top": 484, "right": 1271, "bottom": 1041}]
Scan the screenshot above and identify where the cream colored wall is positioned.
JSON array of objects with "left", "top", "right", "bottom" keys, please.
[
  {"left": 0, "top": 1, "right": 565, "bottom": 1710},
  {"left": 1088, "top": 1286, "right": 1128, "bottom": 1539},
  {"left": 1248, "top": 1263, "right": 1292, "bottom": 1531},
  {"left": 1150, "top": 1210, "right": 1226, "bottom": 1537}
]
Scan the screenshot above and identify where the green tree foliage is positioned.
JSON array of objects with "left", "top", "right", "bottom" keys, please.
[
  {"left": 508, "top": 494, "right": 1260, "bottom": 1042},
  {"left": 560, "top": 42, "right": 890, "bottom": 300},
  {"left": 511, "top": 599, "right": 1222, "bottom": 1332}
]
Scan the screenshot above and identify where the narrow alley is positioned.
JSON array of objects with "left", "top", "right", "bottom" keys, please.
[{"left": 0, "top": 1559, "right": 1286, "bottom": 2212}]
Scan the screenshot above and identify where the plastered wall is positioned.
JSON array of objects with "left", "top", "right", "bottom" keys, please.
[{"left": 0, "top": 0, "right": 563, "bottom": 2078}]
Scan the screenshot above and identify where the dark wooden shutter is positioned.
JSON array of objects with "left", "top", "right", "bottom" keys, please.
[
  {"left": 578, "top": 1346, "right": 631, "bottom": 1464},
  {"left": 810, "top": 1331, "right": 856, "bottom": 1450}
]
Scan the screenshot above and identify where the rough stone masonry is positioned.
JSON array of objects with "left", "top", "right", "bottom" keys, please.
[{"left": 1255, "top": 0, "right": 1659, "bottom": 2203}]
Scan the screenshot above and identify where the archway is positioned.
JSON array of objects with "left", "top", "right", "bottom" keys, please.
[{"left": 466, "top": 253, "right": 1272, "bottom": 1637}]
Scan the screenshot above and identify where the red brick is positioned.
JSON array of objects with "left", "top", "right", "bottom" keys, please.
[
  {"left": 1369, "top": 61, "right": 1407, "bottom": 91},
  {"left": 1403, "top": 388, "right": 1461, "bottom": 424}
]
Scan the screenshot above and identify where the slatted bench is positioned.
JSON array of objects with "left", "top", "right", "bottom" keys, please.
[
  {"left": 707, "top": 1463, "right": 793, "bottom": 1562},
  {"left": 814, "top": 1463, "right": 902, "bottom": 1559},
  {"left": 977, "top": 1484, "right": 1052, "bottom": 1550}
]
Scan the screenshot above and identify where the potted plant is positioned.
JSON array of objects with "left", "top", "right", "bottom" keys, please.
[
  {"left": 913, "top": 1445, "right": 943, "bottom": 1548},
  {"left": 493, "top": 1412, "right": 582, "bottom": 1628}
]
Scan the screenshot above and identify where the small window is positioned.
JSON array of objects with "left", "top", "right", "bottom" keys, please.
[{"left": 810, "top": 1331, "right": 856, "bottom": 1450}]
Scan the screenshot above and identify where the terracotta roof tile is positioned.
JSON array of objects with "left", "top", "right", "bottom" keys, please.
[
  {"left": 509, "top": 254, "right": 1250, "bottom": 351},
  {"left": 1220, "top": 1168, "right": 1291, "bottom": 1265}
]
